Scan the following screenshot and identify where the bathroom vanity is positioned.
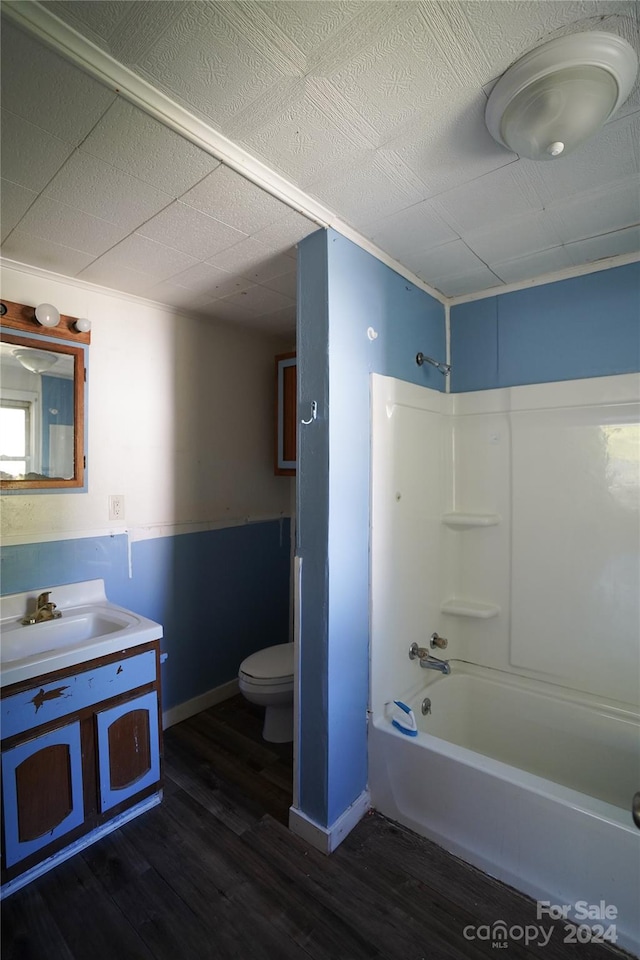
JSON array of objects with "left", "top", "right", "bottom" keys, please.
[{"left": 0, "top": 580, "right": 163, "bottom": 895}]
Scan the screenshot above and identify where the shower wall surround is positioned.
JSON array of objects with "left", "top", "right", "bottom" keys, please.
[{"left": 370, "top": 371, "right": 640, "bottom": 714}]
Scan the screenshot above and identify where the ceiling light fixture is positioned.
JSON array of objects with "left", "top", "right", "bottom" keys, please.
[
  {"left": 485, "top": 32, "right": 638, "bottom": 161},
  {"left": 13, "top": 348, "right": 58, "bottom": 375},
  {"left": 34, "top": 302, "right": 61, "bottom": 328}
]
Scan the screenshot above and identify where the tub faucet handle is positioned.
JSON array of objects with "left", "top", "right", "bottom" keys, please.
[
  {"left": 430, "top": 632, "right": 448, "bottom": 650},
  {"left": 409, "top": 642, "right": 428, "bottom": 660}
]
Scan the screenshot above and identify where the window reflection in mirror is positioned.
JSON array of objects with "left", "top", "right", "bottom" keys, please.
[{"left": 0, "top": 333, "right": 85, "bottom": 490}]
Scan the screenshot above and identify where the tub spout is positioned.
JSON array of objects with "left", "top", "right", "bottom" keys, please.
[
  {"left": 422, "top": 655, "right": 450, "bottom": 675},
  {"left": 408, "top": 642, "right": 450, "bottom": 674}
]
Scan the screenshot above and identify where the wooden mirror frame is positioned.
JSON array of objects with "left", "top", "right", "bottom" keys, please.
[{"left": 1, "top": 300, "right": 89, "bottom": 492}]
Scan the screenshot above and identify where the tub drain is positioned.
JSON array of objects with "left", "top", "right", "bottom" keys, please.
[{"left": 421, "top": 697, "right": 431, "bottom": 716}]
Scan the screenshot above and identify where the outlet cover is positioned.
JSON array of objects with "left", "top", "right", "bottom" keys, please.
[{"left": 109, "top": 494, "right": 125, "bottom": 522}]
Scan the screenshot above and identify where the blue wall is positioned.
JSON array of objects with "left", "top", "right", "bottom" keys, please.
[
  {"left": 451, "top": 261, "right": 640, "bottom": 392},
  {"left": 1, "top": 519, "right": 291, "bottom": 711},
  {"left": 296, "top": 229, "right": 330, "bottom": 824},
  {"left": 297, "top": 228, "right": 445, "bottom": 828},
  {"left": 41, "top": 374, "right": 74, "bottom": 476}
]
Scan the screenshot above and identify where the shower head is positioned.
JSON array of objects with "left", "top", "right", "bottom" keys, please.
[{"left": 416, "top": 353, "right": 451, "bottom": 376}]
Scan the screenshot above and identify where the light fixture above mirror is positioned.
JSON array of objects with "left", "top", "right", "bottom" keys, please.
[
  {"left": 1, "top": 299, "right": 89, "bottom": 491},
  {"left": 0, "top": 299, "right": 91, "bottom": 344},
  {"left": 34, "top": 302, "right": 61, "bottom": 328}
]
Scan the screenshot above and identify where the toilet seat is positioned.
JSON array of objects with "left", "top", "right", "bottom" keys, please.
[
  {"left": 238, "top": 643, "right": 294, "bottom": 743},
  {"left": 238, "top": 643, "right": 293, "bottom": 686}
]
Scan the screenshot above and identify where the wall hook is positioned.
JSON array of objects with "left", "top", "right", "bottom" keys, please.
[{"left": 301, "top": 400, "right": 317, "bottom": 425}]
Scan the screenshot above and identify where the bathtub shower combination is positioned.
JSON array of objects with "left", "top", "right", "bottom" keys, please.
[{"left": 369, "top": 373, "right": 640, "bottom": 955}]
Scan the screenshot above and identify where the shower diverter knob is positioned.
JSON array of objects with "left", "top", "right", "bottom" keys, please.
[{"left": 430, "top": 632, "right": 448, "bottom": 649}]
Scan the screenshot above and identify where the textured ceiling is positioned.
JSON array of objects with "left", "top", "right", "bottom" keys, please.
[{"left": 1, "top": 1, "right": 639, "bottom": 331}]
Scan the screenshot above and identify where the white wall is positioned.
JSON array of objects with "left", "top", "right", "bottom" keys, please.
[
  {"left": 1, "top": 263, "right": 292, "bottom": 543},
  {"left": 371, "top": 372, "right": 640, "bottom": 714}
]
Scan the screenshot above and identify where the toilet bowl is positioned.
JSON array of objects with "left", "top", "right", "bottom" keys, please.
[{"left": 238, "top": 643, "right": 294, "bottom": 743}]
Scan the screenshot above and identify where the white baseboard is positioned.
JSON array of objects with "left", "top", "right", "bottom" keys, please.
[
  {"left": 289, "top": 788, "right": 371, "bottom": 854},
  {"left": 1, "top": 793, "right": 161, "bottom": 899},
  {"left": 162, "top": 678, "right": 239, "bottom": 729}
]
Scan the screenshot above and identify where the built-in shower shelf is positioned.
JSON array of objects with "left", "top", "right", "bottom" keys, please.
[
  {"left": 442, "top": 513, "right": 500, "bottom": 528},
  {"left": 441, "top": 599, "right": 500, "bottom": 618}
]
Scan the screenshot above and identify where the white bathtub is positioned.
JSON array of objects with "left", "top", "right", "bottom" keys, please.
[{"left": 369, "top": 662, "right": 640, "bottom": 955}]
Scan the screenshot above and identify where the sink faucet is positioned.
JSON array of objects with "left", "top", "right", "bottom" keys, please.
[
  {"left": 21, "top": 591, "right": 62, "bottom": 625},
  {"left": 408, "top": 641, "right": 451, "bottom": 675}
]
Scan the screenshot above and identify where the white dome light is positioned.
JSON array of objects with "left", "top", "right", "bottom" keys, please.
[
  {"left": 486, "top": 32, "right": 638, "bottom": 161},
  {"left": 13, "top": 349, "right": 58, "bottom": 375},
  {"left": 34, "top": 302, "right": 61, "bottom": 327}
]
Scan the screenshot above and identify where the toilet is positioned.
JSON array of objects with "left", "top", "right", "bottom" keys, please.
[{"left": 238, "top": 643, "right": 294, "bottom": 743}]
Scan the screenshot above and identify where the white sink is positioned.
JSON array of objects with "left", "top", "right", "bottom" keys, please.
[
  {"left": 0, "top": 580, "right": 163, "bottom": 687},
  {"left": 1, "top": 606, "right": 138, "bottom": 661}
]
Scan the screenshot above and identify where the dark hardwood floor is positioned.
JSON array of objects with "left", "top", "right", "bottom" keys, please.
[{"left": 2, "top": 695, "right": 631, "bottom": 960}]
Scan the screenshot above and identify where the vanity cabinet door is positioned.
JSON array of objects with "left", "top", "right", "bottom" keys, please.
[
  {"left": 95, "top": 690, "right": 160, "bottom": 813},
  {"left": 1, "top": 721, "right": 85, "bottom": 868}
]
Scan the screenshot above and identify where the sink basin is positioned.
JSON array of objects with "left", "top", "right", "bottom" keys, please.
[
  {"left": 1, "top": 580, "right": 163, "bottom": 687},
  {"left": 1, "top": 607, "right": 137, "bottom": 663}
]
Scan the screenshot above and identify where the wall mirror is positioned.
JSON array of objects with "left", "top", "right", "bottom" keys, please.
[{"left": 1, "top": 301, "right": 88, "bottom": 491}]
